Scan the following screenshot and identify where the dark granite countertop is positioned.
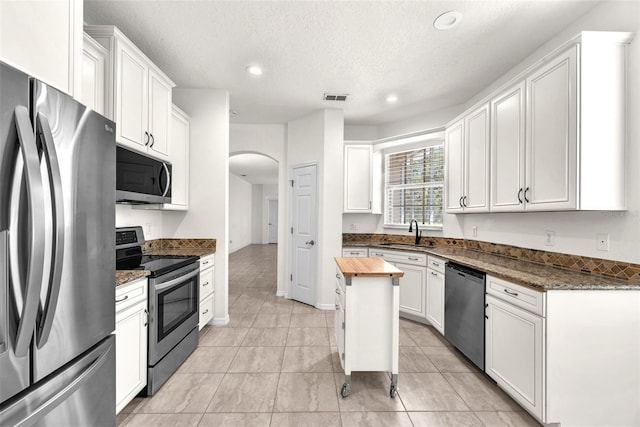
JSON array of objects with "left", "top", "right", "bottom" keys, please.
[
  {"left": 347, "top": 242, "right": 640, "bottom": 291},
  {"left": 116, "top": 270, "right": 151, "bottom": 287},
  {"left": 143, "top": 248, "right": 216, "bottom": 257}
]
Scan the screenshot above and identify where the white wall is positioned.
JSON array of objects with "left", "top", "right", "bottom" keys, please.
[
  {"left": 287, "top": 109, "right": 344, "bottom": 308},
  {"left": 345, "top": 1, "right": 640, "bottom": 263},
  {"left": 344, "top": 125, "right": 377, "bottom": 141},
  {"left": 115, "top": 205, "right": 164, "bottom": 240},
  {"left": 229, "top": 124, "right": 287, "bottom": 292},
  {"left": 165, "top": 88, "right": 230, "bottom": 324},
  {"left": 228, "top": 174, "right": 252, "bottom": 253},
  {"left": 251, "top": 184, "right": 263, "bottom": 244}
]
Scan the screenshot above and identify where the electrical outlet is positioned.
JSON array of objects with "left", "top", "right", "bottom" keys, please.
[
  {"left": 597, "top": 233, "right": 610, "bottom": 251},
  {"left": 145, "top": 223, "right": 152, "bottom": 236},
  {"left": 545, "top": 230, "right": 555, "bottom": 246},
  {"left": 349, "top": 223, "right": 358, "bottom": 231},
  {"left": 472, "top": 226, "right": 478, "bottom": 237}
]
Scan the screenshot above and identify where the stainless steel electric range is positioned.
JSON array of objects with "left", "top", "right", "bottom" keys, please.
[{"left": 115, "top": 226, "right": 200, "bottom": 395}]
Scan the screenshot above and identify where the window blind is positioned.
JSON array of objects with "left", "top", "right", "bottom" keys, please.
[{"left": 384, "top": 145, "right": 444, "bottom": 227}]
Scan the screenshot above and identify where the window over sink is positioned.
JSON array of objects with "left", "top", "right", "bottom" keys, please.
[{"left": 384, "top": 144, "right": 444, "bottom": 228}]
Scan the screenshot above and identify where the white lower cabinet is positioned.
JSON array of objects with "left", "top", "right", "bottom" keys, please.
[
  {"left": 115, "top": 278, "right": 148, "bottom": 414},
  {"left": 199, "top": 254, "right": 215, "bottom": 329},
  {"left": 425, "top": 256, "right": 445, "bottom": 335},
  {"left": 342, "top": 247, "right": 368, "bottom": 257},
  {"left": 369, "top": 249, "right": 427, "bottom": 321}
]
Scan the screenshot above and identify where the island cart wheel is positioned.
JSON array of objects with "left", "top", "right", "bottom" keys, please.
[{"left": 341, "top": 383, "right": 351, "bottom": 398}]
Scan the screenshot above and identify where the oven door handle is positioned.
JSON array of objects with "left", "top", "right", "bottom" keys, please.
[{"left": 154, "top": 268, "right": 200, "bottom": 292}]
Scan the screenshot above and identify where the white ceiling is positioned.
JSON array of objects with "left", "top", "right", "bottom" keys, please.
[
  {"left": 84, "top": 0, "right": 600, "bottom": 126},
  {"left": 229, "top": 153, "right": 279, "bottom": 184}
]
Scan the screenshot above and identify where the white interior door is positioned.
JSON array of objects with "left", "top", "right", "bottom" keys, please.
[
  {"left": 290, "top": 164, "right": 317, "bottom": 306},
  {"left": 268, "top": 199, "right": 278, "bottom": 244}
]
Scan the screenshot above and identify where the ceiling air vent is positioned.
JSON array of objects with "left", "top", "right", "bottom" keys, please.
[{"left": 323, "top": 93, "right": 348, "bottom": 102}]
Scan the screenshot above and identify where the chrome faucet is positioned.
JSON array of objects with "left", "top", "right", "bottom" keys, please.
[{"left": 408, "top": 219, "right": 422, "bottom": 245}]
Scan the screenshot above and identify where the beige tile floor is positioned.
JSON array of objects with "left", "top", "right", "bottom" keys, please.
[{"left": 117, "top": 244, "right": 541, "bottom": 427}]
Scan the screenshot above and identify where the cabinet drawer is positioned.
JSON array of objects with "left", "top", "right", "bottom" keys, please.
[
  {"left": 115, "top": 278, "right": 147, "bottom": 313},
  {"left": 369, "top": 249, "right": 427, "bottom": 266},
  {"left": 199, "top": 294, "right": 214, "bottom": 329},
  {"left": 200, "top": 254, "right": 214, "bottom": 271},
  {"left": 342, "top": 247, "right": 368, "bottom": 257},
  {"left": 486, "top": 275, "right": 545, "bottom": 317},
  {"left": 427, "top": 256, "right": 445, "bottom": 273},
  {"left": 199, "top": 267, "right": 214, "bottom": 300}
]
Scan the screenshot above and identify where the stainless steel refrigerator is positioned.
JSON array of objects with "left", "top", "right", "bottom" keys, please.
[{"left": 0, "top": 62, "right": 116, "bottom": 426}]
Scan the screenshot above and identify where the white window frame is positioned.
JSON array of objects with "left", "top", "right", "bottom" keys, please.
[{"left": 383, "top": 139, "right": 444, "bottom": 230}]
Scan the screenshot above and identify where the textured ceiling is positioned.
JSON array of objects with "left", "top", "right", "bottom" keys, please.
[
  {"left": 85, "top": 0, "right": 599, "bottom": 125},
  {"left": 229, "top": 153, "right": 279, "bottom": 185}
]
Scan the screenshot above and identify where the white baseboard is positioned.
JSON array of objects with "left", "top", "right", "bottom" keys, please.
[
  {"left": 315, "top": 303, "right": 335, "bottom": 311},
  {"left": 276, "top": 290, "right": 288, "bottom": 297},
  {"left": 211, "top": 315, "right": 230, "bottom": 326}
]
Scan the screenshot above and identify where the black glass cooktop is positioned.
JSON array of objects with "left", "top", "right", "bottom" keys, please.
[{"left": 116, "top": 251, "right": 198, "bottom": 277}]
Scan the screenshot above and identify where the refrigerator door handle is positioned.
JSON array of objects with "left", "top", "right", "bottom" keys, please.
[
  {"left": 34, "top": 113, "right": 65, "bottom": 348},
  {"left": 12, "top": 106, "right": 46, "bottom": 357},
  {"left": 1, "top": 230, "right": 7, "bottom": 355}
]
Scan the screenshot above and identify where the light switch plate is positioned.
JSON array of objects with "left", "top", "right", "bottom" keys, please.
[{"left": 545, "top": 230, "right": 555, "bottom": 246}]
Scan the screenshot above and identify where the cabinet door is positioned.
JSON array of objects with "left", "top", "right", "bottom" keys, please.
[
  {"left": 525, "top": 47, "right": 578, "bottom": 211},
  {"left": 0, "top": 0, "right": 78, "bottom": 95},
  {"left": 116, "top": 41, "right": 148, "bottom": 150},
  {"left": 169, "top": 106, "right": 190, "bottom": 208},
  {"left": 344, "top": 145, "right": 372, "bottom": 212},
  {"left": 80, "top": 33, "right": 107, "bottom": 115},
  {"left": 148, "top": 68, "right": 172, "bottom": 160},
  {"left": 426, "top": 269, "right": 445, "bottom": 335},
  {"left": 464, "top": 105, "right": 490, "bottom": 212},
  {"left": 486, "top": 295, "right": 544, "bottom": 420},
  {"left": 445, "top": 120, "right": 464, "bottom": 212},
  {"left": 396, "top": 263, "right": 427, "bottom": 319},
  {"left": 115, "top": 303, "right": 147, "bottom": 414},
  {"left": 491, "top": 83, "right": 526, "bottom": 212}
]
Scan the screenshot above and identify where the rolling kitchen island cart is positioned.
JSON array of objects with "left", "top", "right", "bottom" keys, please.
[{"left": 334, "top": 257, "right": 404, "bottom": 398}]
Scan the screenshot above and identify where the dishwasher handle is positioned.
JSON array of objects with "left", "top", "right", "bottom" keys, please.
[{"left": 445, "top": 262, "right": 485, "bottom": 282}]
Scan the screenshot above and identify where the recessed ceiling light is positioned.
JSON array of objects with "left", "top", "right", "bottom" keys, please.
[
  {"left": 434, "top": 11, "right": 462, "bottom": 30},
  {"left": 246, "top": 65, "right": 263, "bottom": 76},
  {"left": 386, "top": 94, "right": 398, "bottom": 104}
]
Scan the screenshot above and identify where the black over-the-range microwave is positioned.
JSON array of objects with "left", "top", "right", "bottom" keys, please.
[{"left": 116, "top": 146, "right": 172, "bottom": 204}]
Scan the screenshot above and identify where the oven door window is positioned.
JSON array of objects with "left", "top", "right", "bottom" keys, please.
[{"left": 157, "top": 277, "right": 198, "bottom": 340}]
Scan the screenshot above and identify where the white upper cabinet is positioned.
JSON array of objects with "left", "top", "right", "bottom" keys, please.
[
  {"left": 452, "top": 31, "right": 632, "bottom": 214},
  {"left": 84, "top": 25, "right": 175, "bottom": 160},
  {"left": 445, "top": 120, "right": 464, "bottom": 212},
  {"left": 445, "top": 105, "right": 490, "bottom": 213},
  {"left": 491, "top": 83, "right": 526, "bottom": 211},
  {"left": 344, "top": 144, "right": 382, "bottom": 214},
  {"left": 168, "top": 105, "right": 190, "bottom": 209},
  {"left": 525, "top": 47, "right": 578, "bottom": 211},
  {"left": 0, "top": 0, "right": 82, "bottom": 96},
  {"left": 80, "top": 33, "right": 108, "bottom": 115}
]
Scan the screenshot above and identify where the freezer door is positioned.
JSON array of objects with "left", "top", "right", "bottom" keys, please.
[
  {"left": 30, "top": 80, "right": 116, "bottom": 382},
  {"left": 0, "top": 62, "right": 34, "bottom": 403},
  {"left": 0, "top": 335, "right": 116, "bottom": 427}
]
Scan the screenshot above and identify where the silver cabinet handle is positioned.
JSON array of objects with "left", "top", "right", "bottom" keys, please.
[
  {"left": 305, "top": 240, "right": 315, "bottom": 246},
  {"left": 349, "top": 252, "right": 360, "bottom": 255},
  {"left": 336, "top": 273, "right": 341, "bottom": 279},
  {"left": 202, "top": 309, "right": 209, "bottom": 315},
  {"left": 115, "top": 295, "right": 129, "bottom": 303},
  {"left": 149, "top": 133, "right": 155, "bottom": 148},
  {"left": 373, "top": 252, "right": 383, "bottom": 257},
  {"left": 408, "top": 257, "right": 420, "bottom": 261},
  {"left": 517, "top": 188, "right": 523, "bottom": 204},
  {"left": 431, "top": 271, "right": 438, "bottom": 276},
  {"left": 12, "top": 106, "right": 46, "bottom": 357},
  {"left": 459, "top": 196, "right": 463, "bottom": 207},
  {"left": 504, "top": 289, "right": 519, "bottom": 297},
  {"left": 144, "top": 309, "right": 149, "bottom": 327},
  {"left": 144, "top": 131, "right": 150, "bottom": 146},
  {"left": 432, "top": 262, "right": 440, "bottom": 267},
  {"left": 35, "top": 113, "right": 65, "bottom": 348},
  {"left": 202, "top": 281, "right": 210, "bottom": 287},
  {"left": 524, "top": 187, "right": 530, "bottom": 203}
]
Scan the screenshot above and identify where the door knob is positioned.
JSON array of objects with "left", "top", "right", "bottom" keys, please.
[{"left": 305, "top": 240, "right": 315, "bottom": 246}]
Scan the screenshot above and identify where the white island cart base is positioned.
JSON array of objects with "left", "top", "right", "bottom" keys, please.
[{"left": 334, "top": 257, "right": 404, "bottom": 398}]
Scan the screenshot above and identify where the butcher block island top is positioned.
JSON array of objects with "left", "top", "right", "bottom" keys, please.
[{"left": 335, "top": 257, "right": 404, "bottom": 278}]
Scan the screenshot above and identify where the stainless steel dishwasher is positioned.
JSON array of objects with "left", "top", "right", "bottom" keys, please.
[{"left": 444, "top": 262, "right": 486, "bottom": 370}]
